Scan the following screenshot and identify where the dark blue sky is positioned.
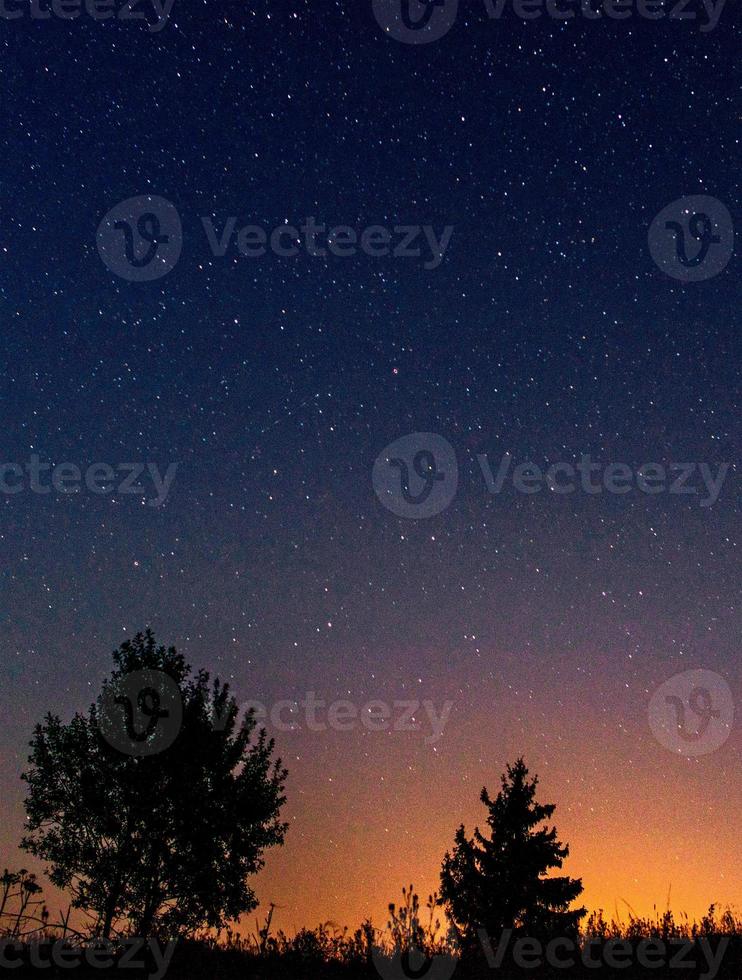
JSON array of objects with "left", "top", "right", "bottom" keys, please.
[{"left": 1, "top": 0, "right": 739, "bottom": 932}]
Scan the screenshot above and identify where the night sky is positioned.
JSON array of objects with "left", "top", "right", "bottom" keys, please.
[{"left": 1, "top": 0, "right": 740, "bottom": 937}]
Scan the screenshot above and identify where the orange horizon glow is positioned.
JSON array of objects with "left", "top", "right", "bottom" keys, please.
[
  {"left": 251, "top": 732, "right": 741, "bottom": 937},
  {"left": 2, "top": 637, "right": 739, "bottom": 940}
]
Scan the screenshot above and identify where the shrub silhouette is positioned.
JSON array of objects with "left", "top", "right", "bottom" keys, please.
[
  {"left": 0, "top": 869, "right": 46, "bottom": 939},
  {"left": 385, "top": 883, "right": 450, "bottom": 955}
]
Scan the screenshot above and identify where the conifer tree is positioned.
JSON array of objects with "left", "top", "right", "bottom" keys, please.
[{"left": 440, "top": 758, "right": 585, "bottom": 949}]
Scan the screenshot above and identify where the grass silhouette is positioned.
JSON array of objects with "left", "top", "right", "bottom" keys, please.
[{"left": 2, "top": 879, "right": 740, "bottom": 979}]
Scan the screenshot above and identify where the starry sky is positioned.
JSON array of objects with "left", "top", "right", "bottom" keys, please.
[{"left": 1, "top": 0, "right": 740, "bottom": 937}]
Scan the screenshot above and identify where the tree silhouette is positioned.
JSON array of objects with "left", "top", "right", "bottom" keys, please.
[
  {"left": 21, "top": 630, "right": 287, "bottom": 939},
  {"left": 440, "top": 758, "right": 585, "bottom": 950}
]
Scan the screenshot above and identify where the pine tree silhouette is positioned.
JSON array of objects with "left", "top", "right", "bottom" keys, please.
[{"left": 440, "top": 758, "right": 585, "bottom": 951}]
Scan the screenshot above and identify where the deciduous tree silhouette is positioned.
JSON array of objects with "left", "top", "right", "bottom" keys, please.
[
  {"left": 21, "top": 630, "right": 288, "bottom": 940},
  {"left": 440, "top": 758, "right": 585, "bottom": 951}
]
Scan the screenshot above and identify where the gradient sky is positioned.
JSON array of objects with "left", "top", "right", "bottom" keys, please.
[{"left": 0, "top": 0, "right": 740, "bottom": 939}]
